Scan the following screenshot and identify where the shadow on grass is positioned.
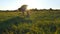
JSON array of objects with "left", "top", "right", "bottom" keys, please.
[
  {"left": 0, "top": 16, "right": 32, "bottom": 29},
  {"left": 0, "top": 16, "right": 32, "bottom": 34}
]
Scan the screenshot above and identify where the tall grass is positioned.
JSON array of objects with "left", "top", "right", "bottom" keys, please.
[{"left": 0, "top": 11, "right": 60, "bottom": 34}]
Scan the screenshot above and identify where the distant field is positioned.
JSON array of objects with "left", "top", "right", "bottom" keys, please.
[{"left": 0, "top": 10, "right": 60, "bottom": 34}]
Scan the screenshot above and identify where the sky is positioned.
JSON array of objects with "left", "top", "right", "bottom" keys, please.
[{"left": 0, "top": 0, "right": 60, "bottom": 10}]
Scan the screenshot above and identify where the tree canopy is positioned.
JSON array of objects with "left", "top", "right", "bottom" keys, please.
[{"left": 18, "top": 5, "right": 28, "bottom": 11}]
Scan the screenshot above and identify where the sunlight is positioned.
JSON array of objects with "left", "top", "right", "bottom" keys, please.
[
  {"left": 23, "top": 0, "right": 37, "bottom": 9},
  {"left": 18, "top": 0, "right": 44, "bottom": 9}
]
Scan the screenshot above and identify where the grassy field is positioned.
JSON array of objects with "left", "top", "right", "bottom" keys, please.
[{"left": 0, "top": 10, "right": 60, "bottom": 34}]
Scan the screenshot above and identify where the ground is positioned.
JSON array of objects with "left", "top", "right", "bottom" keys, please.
[{"left": 0, "top": 10, "right": 60, "bottom": 34}]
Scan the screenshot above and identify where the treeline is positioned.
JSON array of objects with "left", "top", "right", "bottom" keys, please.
[
  {"left": 29, "top": 8, "right": 60, "bottom": 11},
  {"left": 0, "top": 8, "right": 60, "bottom": 12}
]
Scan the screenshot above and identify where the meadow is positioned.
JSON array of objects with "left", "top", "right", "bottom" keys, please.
[{"left": 0, "top": 10, "right": 60, "bottom": 34}]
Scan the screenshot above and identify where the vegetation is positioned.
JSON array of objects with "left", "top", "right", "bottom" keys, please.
[
  {"left": 0, "top": 10, "right": 60, "bottom": 34},
  {"left": 0, "top": 5, "right": 60, "bottom": 34}
]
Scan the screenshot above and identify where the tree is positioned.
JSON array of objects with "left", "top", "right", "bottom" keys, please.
[
  {"left": 49, "top": 8, "right": 53, "bottom": 10},
  {"left": 18, "top": 5, "right": 28, "bottom": 16}
]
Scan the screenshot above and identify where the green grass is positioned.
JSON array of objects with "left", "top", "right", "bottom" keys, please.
[{"left": 0, "top": 11, "right": 60, "bottom": 34}]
